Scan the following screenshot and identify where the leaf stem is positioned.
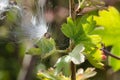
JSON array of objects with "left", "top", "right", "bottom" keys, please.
[{"left": 42, "top": 49, "right": 68, "bottom": 59}]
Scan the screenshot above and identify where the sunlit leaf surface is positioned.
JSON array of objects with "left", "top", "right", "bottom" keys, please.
[{"left": 94, "top": 6, "right": 120, "bottom": 71}]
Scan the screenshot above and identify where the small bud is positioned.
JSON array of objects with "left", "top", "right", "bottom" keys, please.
[
  {"left": 44, "top": 32, "right": 51, "bottom": 39},
  {"left": 102, "top": 54, "right": 107, "bottom": 60}
]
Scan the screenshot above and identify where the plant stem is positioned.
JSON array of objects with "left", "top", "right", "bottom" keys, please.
[
  {"left": 69, "top": 0, "right": 76, "bottom": 80},
  {"left": 102, "top": 48, "right": 120, "bottom": 60},
  {"left": 69, "top": 40, "right": 76, "bottom": 80},
  {"left": 101, "top": 43, "right": 120, "bottom": 60},
  {"left": 71, "top": 61, "right": 76, "bottom": 80},
  {"left": 69, "top": 0, "right": 76, "bottom": 19}
]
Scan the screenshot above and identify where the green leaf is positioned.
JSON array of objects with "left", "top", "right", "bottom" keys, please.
[
  {"left": 54, "top": 56, "right": 71, "bottom": 76},
  {"left": 61, "top": 17, "right": 86, "bottom": 45},
  {"left": 94, "top": 6, "right": 120, "bottom": 71},
  {"left": 61, "top": 17, "right": 76, "bottom": 38},
  {"left": 109, "top": 44, "right": 120, "bottom": 71},
  {"left": 27, "top": 38, "right": 55, "bottom": 56},
  {"left": 61, "top": 16, "right": 92, "bottom": 46},
  {"left": 54, "top": 44, "right": 85, "bottom": 76},
  {"left": 37, "top": 38, "right": 56, "bottom": 54},
  {"left": 61, "top": 15, "right": 100, "bottom": 46},
  {"left": 85, "top": 48, "right": 104, "bottom": 69},
  {"left": 79, "top": 15, "right": 101, "bottom": 46},
  {"left": 37, "top": 68, "right": 70, "bottom": 80},
  {"left": 94, "top": 6, "right": 120, "bottom": 46},
  {"left": 69, "top": 44, "right": 85, "bottom": 65},
  {"left": 88, "top": 35, "right": 101, "bottom": 45},
  {"left": 80, "top": 14, "right": 96, "bottom": 34}
]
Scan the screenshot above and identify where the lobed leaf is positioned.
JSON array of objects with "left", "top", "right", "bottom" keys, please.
[
  {"left": 94, "top": 6, "right": 120, "bottom": 71},
  {"left": 85, "top": 48, "right": 104, "bottom": 69},
  {"left": 69, "top": 44, "right": 85, "bottom": 65},
  {"left": 37, "top": 37, "right": 56, "bottom": 54}
]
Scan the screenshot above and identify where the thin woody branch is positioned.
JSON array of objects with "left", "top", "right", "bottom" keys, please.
[
  {"left": 69, "top": 0, "right": 76, "bottom": 80},
  {"left": 101, "top": 43, "right": 120, "bottom": 60},
  {"left": 101, "top": 48, "right": 120, "bottom": 60}
]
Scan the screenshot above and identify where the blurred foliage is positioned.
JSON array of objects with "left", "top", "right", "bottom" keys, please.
[
  {"left": 37, "top": 67, "right": 96, "bottom": 80},
  {"left": 37, "top": 68, "right": 70, "bottom": 80}
]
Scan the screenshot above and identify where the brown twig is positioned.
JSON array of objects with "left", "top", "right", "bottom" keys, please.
[
  {"left": 71, "top": 61, "right": 76, "bottom": 80},
  {"left": 101, "top": 48, "right": 120, "bottom": 60},
  {"left": 69, "top": 1, "right": 76, "bottom": 80},
  {"left": 101, "top": 43, "right": 120, "bottom": 60}
]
